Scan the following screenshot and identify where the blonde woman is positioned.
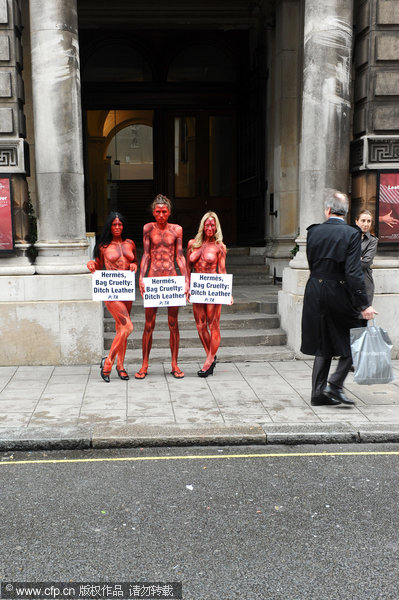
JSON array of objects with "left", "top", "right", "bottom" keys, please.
[{"left": 187, "top": 211, "right": 231, "bottom": 377}]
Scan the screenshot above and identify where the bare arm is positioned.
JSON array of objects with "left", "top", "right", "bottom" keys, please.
[
  {"left": 129, "top": 240, "right": 138, "bottom": 272},
  {"left": 139, "top": 225, "right": 151, "bottom": 296},
  {"left": 218, "top": 244, "right": 233, "bottom": 304},
  {"left": 87, "top": 247, "right": 104, "bottom": 273},
  {"left": 186, "top": 240, "right": 195, "bottom": 274},
  {"left": 217, "top": 243, "right": 227, "bottom": 274},
  {"left": 175, "top": 226, "right": 189, "bottom": 295}
]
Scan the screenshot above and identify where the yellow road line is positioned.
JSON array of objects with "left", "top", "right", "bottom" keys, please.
[{"left": 0, "top": 450, "right": 399, "bottom": 466}]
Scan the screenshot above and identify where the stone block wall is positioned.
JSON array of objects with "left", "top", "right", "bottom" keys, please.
[
  {"left": 351, "top": 0, "right": 399, "bottom": 171},
  {"left": 0, "top": 0, "right": 30, "bottom": 254},
  {"left": 0, "top": 0, "right": 26, "bottom": 173}
]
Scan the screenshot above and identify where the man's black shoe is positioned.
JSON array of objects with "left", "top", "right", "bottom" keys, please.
[
  {"left": 323, "top": 384, "right": 355, "bottom": 406},
  {"left": 311, "top": 395, "right": 341, "bottom": 406}
]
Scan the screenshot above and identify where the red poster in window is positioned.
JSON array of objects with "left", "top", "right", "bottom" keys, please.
[
  {"left": 0, "top": 177, "right": 13, "bottom": 252},
  {"left": 378, "top": 172, "right": 399, "bottom": 243}
]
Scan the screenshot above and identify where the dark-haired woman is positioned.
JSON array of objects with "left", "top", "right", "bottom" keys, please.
[{"left": 87, "top": 212, "right": 137, "bottom": 382}]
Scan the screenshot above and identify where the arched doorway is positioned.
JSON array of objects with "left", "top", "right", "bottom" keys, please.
[
  {"left": 85, "top": 110, "right": 155, "bottom": 242},
  {"left": 105, "top": 118, "right": 154, "bottom": 242}
]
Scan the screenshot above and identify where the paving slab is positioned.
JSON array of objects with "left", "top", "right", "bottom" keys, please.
[{"left": 0, "top": 359, "right": 397, "bottom": 450}]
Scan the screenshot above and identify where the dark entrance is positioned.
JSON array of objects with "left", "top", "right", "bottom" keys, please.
[
  {"left": 79, "top": 24, "right": 266, "bottom": 247},
  {"left": 165, "top": 110, "right": 236, "bottom": 244}
]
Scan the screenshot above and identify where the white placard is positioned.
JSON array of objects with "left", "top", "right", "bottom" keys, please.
[
  {"left": 143, "top": 275, "right": 186, "bottom": 308},
  {"left": 92, "top": 270, "right": 136, "bottom": 301},
  {"left": 190, "top": 273, "right": 233, "bottom": 304}
]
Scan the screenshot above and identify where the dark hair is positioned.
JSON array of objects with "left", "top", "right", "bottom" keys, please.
[{"left": 93, "top": 211, "right": 128, "bottom": 259}]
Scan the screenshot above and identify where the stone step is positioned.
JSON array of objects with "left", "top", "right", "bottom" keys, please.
[
  {"left": 122, "top": 345, "right": 295, "bottom": 364},
  {"left": 226, "top": 247, "right": 250, "bottom": 256},
  {"left": 104, "top": 312, "right": 281, "bottom": 332},
  {"left": 104, "top": 298, "right": 279, "bottom": 316},
  {"left": 226, "top": 264, "right": 270, "bottom": 275},
  {"left": 104, "top": 327, "right": 287, "bottom": 350},
  {"left": 232, "top": 275, "right": 274, "bottom": 285},
  {"left": 225, "top": 255, "right": 266, "bottom": 265},
  {"left": 102, "top": 283, "right": 291, "bottom": 361}
]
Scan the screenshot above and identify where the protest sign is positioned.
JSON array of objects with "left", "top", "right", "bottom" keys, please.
[
  {"left": 92, "top": 270, "right": 136, "bottom": 301},
  {"left": 143, "top": 275, "right": 186, "bottom": 308},
  {"left": 190, "top": 273, "right": 233, "bottom": 304}
]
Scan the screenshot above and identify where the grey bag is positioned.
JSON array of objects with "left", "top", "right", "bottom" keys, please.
[{"left": 350, "top": 320, "right": 394, "bottom": 385}]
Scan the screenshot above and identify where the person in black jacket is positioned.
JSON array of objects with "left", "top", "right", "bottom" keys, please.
[
  {"left": 301, "top": 189, "right": 377, "bottom": 407},
  {"left": 355, "top": 210, "right": 378, "bottom": 304}
]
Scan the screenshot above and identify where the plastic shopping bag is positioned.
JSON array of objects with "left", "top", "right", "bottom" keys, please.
[{"left": 350, "top": 321, "right": 394, "bottom": 385}]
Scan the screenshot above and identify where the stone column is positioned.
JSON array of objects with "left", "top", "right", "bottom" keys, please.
[
  {"left": 265, "top": 0, "right": 301, "bottom": 278},
  {"left": 30, "top": 0, "right": 87, "bottom": 274},
  {"left": 291, "top": 0, "right": 354, "bottom": 268},
  {"left": 279, "top": 0, "right": 354, "bottom": 354}
]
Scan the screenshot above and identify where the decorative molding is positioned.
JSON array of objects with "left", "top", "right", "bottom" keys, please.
[
  {"left": 351, "top": 136, "right": 399, "bottom": 170},
  {"left": 0, "top": 146, "right": 16, "bottom": 166},
  {"left": 0, "top": 138, "right": 26, "bottom": 173},
  {"left": 369, "top": 137, "right": 399, "bottom": 163}
]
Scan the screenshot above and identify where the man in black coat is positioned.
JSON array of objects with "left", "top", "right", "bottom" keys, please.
[{"left": 301, "top": 189, "right": 377, "bottom": 406}]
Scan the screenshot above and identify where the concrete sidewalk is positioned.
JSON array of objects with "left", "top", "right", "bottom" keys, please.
[{"left": 0, "top": 359, "right": 399, "bottom": 450}]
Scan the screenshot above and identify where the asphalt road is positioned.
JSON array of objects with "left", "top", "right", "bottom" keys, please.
[{"left": 1, "top": 444, "right": 399, "bottom": 600}]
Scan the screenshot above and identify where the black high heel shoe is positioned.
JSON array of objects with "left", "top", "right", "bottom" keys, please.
[
  {"left": 117, "top": 368, "right": 129, "bottom": 381},
  {"left": 197, "top": 360, "right": 216, "bottom": 378},
  {"left": 100, "top": 357, "right": 111, "bottom": 383}
]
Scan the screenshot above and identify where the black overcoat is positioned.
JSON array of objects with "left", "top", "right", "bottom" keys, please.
[{"left": 301, "top": 218, "right": 369, "bottom": 358}]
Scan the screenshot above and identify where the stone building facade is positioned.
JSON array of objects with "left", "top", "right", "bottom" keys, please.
[{"left": 0, "top": 0, "right": 398, "bottom": 365}]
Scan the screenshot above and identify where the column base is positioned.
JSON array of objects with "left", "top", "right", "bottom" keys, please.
[
  {"left": 279, "top": 264, "right": 399, "bottom": 358},
  {"left": 0, "top": 243, "right": 35, "bottom": 275},
  {"left": 278, "top": 266, "right": 309, "bottom": 356},
  {"left": 0, "top": 273, "right": 103, "bottom": 365},
  {"left": 35, "top": 240, "right": 89, "bottom": 274},
  {"left": 265, "top": 238, "right": 297, "bottom": 279}
]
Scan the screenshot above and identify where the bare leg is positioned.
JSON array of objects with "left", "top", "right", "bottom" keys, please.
[
  {"left": 104, "top": 300, "right": 134, "bottom": 374},
  {"left": 136, "top": 307, "right": 157, "bottom": 378},
  {"left": 168, "top": 305, "right": 183, "bottom": 377},
  {"left": 116, "top": 301, "right": 132, "bottom": 371},
  {"left": 192, "top": 303, "right": 211, "bottom": 356},
  {"left": 202, "top": 304, "right": 222, "bottom": 371}
]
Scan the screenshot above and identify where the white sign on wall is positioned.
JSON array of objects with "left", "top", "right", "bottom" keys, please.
[
  {"left": 143, "top": 275, "right": 186, "bottom": 308},
  {"left": 92, "top": 270, "right": 136, "bottom": 301},
  {"left": 189, "top": 273, "right": 233, "bottom": 304}
]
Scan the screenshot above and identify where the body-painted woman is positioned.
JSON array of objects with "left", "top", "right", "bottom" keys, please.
[
  {"left": 87, "top": 212, "right": 137, "bottom": 382},
  {"left": 187, "top": 211, "right": 232, "bottom": 377}
]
